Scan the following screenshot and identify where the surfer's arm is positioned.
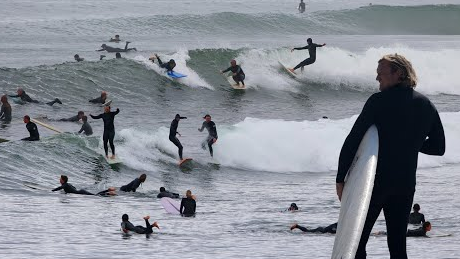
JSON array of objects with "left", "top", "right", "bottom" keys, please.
[
  {"left": 114, "top": 108, "right": 120, "bottom": 115},
  {"left": 292, "top": 45, "right": 308, "bottom": 51},
  {"left": 90, "top": 114, "right": 103, "bottom": 119},
  {"left": 314, "top": 43, "right": 326, "bottom": 47},
  {"left": 180, "top": 200, "right": 184, "bottom": 214},
  {"left": 96, "top": 49, "right": 105, "bottom": 51},
  {"left": 420, "top": 110, "right": 445, "bottom": 156},
  {"left": 222, "top": 67, "right": 231, "bottom": 73},
  {"left": 198, "top": 122, "right": 205, "bottom": 132},
  {"left": 52, "top": 186, "right": 63, "bottom": 191},
  {"left": 8, "top": 94, "right": 19, "bottom": 98}
]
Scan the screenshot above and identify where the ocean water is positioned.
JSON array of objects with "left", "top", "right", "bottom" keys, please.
[{"left": 1, "top": 0, "right": 459, "bottom": 258}]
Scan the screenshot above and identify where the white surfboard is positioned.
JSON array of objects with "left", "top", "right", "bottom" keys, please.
[
  {"left": 332, "top": 125, "right": 379, "bottom": 259},
  {"left": 105, "top": 156, "right": 122, "bottom": 165},
  {"left": 31, "top": 118, "right": 63, "bottom": 134},
  {"left": 226, "top": 75, "right": 246, "bottom": 90},
  {"left": 278, "top": 61, "right": 298, "bottom": 78},
  {"left": 161, "top": 197, "right": 181, "bottom": 214}
]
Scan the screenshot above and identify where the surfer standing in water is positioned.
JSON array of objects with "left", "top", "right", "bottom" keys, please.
[
  {"left": 180, "top": 190, "right": 196, "bottom": 217},
  {"left": 336, "top": 54, "right": 445, "bottom": 258},
  {"left": 90, "top": 106, "right": 120, "bottom": 159},
  {"left": 221, "top": 60, "right": 245, "bottom": 87},
  {"left": 198, "top": 114, "right": 218, "bottom": 157},
  {"left": 169, "top": 114, "right": 187, "bottom": 162},
  {"left": 97, "top": 42, "right": 136, "bottom": 53},
  {"left": 298, "top": 0, "right": 306, "bottom": 13},
  {"left": 22, "top": 115, "right": 39, "bottom": 141},
  {"left": 409, "top": 203, "right": 425, "bottom": 224},
  {"left": 289, "top": 38, "right": 326, "bottom": 73},
  {"left": 0, "top": 95, "right": 12, "bottom": 122}
]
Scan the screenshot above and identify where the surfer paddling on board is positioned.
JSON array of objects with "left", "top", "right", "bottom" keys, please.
[
  {"left": 59, "top": 111, "right": 84, "bottom": 122},
  {"left": 109, "top": 34, "right": 121, "bottom": 42},
  {"left": 336, "top": 54, "right": 445, "bottom": 258},
  {"left": 157, "top": 187, "right": 180, "bottom": 198},
  {"left": 90, "top": 106, "right": 120, "bottom": 159},
  {"left": 22, "top": 115, "right": 39, "bottom": 141},
  {"left": 220, "top": 60, "right": 245, "bottom": 87},
  {"left": 97, "top": 42, "right": 136, "bottom": 53},
  {"left": 74, "top": 54, "right": 84, "bottom": 62},
  {"left": 119, "top": 174, "right": 147, "bottom": 192},
  {"left": 89, "top": 91, "right": 107, "bottom": 104},
  {"left": 198, "top": 114, "right": 218, "bottom": 157},
  {"left": 180, "top": 190, "right": 196, "bottom": 217},
  {"left": 0, "top": 95, "right": 12, "bottom": 122},
  {"left": 149, "top": 54, "right": 176, "bottom": 72},
  {"left": 409, "top": 203, "right": 426, "bottom": 224},
  {"left": 291, "top": 222, "right": 338, "bottom": 234},
  {"left": 121, "top": 214, "right": 159, "bottom": 234},
  {"left": 169, "top": 114, "right": 187, "bottom": 162},
  {"left": 9, "top": 88, "right": 62, "bottom": 106},
  {"left": 289, "top": 38, "right": 325, "bottom": 73},
  {"left": 52, "top": 175, "right": 104, "bottom": 195}
]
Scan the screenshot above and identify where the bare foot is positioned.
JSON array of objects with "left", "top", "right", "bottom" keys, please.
[
  {"left": 152, "top": 222, "right": 160, "bottom": 229},
  {"left": 290, "top": 224, "right": 298, "bottom": 231},
  {"left": 110, "top": 155, "right": 116, "bottom": 159},
  {"left": 105, "top": 155, "right": 109, "bottom": 159},
  {"left": 143, "top": 216, "right": 150, "bottom": 220},
  {"left": 288, "top": 68, "right": 296, "bottom": 73}
]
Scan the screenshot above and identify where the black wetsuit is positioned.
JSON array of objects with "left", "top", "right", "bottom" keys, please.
[
  {"left": 9, "top": 91, "right": 61, "bottom": 106},
  {"left": 169, "top": 119, "right": 184, "bottom": 160},
  {"left": 180, "top": 197, "right": 196, "bottom": 216},
  {"left": 0, "top": 104, "right": 12, "bottom": 122},
  {"left": 199, "top": 121, "right": 218, "bottom": 157},
  {"left": 222, "top": 65, "right": 245, "bottom": 85},
  {"left": 293, "top": 43, "right": 324, "bottom": 70},
  {"left": 406, "top": 227, "right": 427, "bottom": 237},
  {"left": 52, "top": 182, "right": 94, "bottom": 195},
  {"left": 121, "top": 219, "right": 154, "bottom": 234},
  {"left": 78, "top": 122, "right": 93, "bottom": 136},
  {"left": 22, "top": 121, "right": 40, "bottom": 141},
  {"left": 90, "top": 109, "right": 120, "bottom": 156},
  {"left": 296, "top": 223, "right": 338, "bottom": 234},
  {"left": 299, "top": 2, "right": 306, "bottom": 13},
  {"left": 409, "top": 212, "right": 425, "bottom": 225},
  {"left": 59, "top": 114, "right": 80, "bottom": 122},
  {"left": 98, "top": 42, "right": 136, "bottom": 53},
  {"left": 120, "top": 178, "right": 142, "bottom": 192},
  {"left": 337, "top": 84, "right": 445, "bottom": 259},
  {"left": 157, "top": 190, "right": 180, "bottom": 199},
  {"left": 89, "top": 96, "right": 106, "bottom": 104},
  {"left": 155, "top": 57, "right": 174, "bottom": 72}
]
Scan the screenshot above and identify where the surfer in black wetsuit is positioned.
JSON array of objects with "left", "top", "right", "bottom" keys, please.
[
  {"left": 22, "top": 115, "right": 39, "bottom": 141},
  {"left": 298, "top": 0, "right": 306, "bottom": 13},
  {"left": 336, "top": 54, "right": 445, "bottom": 258},
  {"left": 289, "top": 38, "right": 326, "bottom": 73},
  {"left": 169, "top": 114, "right": 187, "bottom": 161},
  {"left": 375, "top": 221, "right": 432, "bottom": 237},
  {"left": 291, "top": 222, "right": 338, "bottom": 234},
  {"left": 120, "top": 174, "right": 147, "bottom": 192},
  {"left": 9, "top": 88, "right": 62, "bottom": 106},
  {"left": 52, "top": 175, "right": 94, "bottom": 195},
  {"left": 157, "top": 187, "right": 180, "bottom": 198},
  {"left": 74, "top": 54, "right": 84, "bottom": 62},
  {"left": 97, "top": 42, "right": 136, "bottom": 53},
  {"left": 0, "top": 95, "right": 12, "bottom": 122},
  {"left": 89, "top": 91, "right": 107, "bottom": 104},
  {"left": 121, "top": 214, "right": 159, "bottom": 234},
  {"left": 198, "top": 114, "right": 218, "bottom": 157},
  {"left": 109, "top": 35, "right": 121, "bottom": 42},
  {"left": 90, "top": 106, "right": 120, "bottom": 159},
  {"left": 409, "top": 203, "right": 426, "bottom": 225},
  {"left": 150, "top": 54, "right": 176, "bottom": 72},
  {"left": 221, "top": 59, "right": 245, "bottom": 86},
  {"left": 287, "top": 203, "right": 299, "bottom": 211},
  {"left": 116, "top": 52, "right": 121, "bottom": 58},
  {"left": 180, "top": 190, "right": 196, "bottom": 217},
  {"left": 59, "top": 111, "right": 84, "bottom": 122},
  {"left": 78, "top": 116, "right": 93, "bottom": 136}
]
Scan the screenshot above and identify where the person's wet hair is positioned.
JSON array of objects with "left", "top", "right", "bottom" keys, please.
[
  {"left": 61, "top": 175, "right": 68, "bottom": 183},
  {"left": 160, "top": 187, "right": 166, "bottom": 192},
  {"left": 139, "top": 174, "right": 147, "bottom": 182},
  {"left": 82, "top": 116, "right": 88, "bottom": 122},
  {"left": 423, "top": 221, "right": 431, "bottom": 230},
  {"left": 122, "top": 214, "right": 129, "bottom": 221},
  {"left": 413, "top": 203, "right": 420, "bottom": 211}
]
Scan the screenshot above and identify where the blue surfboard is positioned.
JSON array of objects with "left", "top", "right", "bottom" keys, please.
[{"left": 167, "top": 71, "right": 187, "bottom": 79}]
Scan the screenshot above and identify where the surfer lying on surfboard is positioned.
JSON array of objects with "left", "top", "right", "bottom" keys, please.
[
  {"left": 220, "top": 59, "right": 245, "bottom": 87},
  {"left": 89, "top": 91, "right": 108, "bottom": 104},
  {"left": 157, "top": 187, "right": 180, "bottom": 199},
  {"left": 291, "top": 222, "right": 337, "bottom": 234},
  {"left": 150, "top": 54, "right": 176, "bottom": 72},
  {"left": 52, "top": 175, "right": 115, "bottom": 196},
  {"left": 121, "top": 214, "right": 159, "bottom": 234},
  {"left": 9, "top": 88, "right": 62, "bottom": 106}
]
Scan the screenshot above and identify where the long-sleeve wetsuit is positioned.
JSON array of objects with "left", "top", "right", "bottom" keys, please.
[
  {"left": 155, "top": 56, "right": 174, "bottom": 72},
  {"left": 157, "top": 190, "right": 180, "bottom": 199},
  {"left": 22, "top": 121, "right": 40, "bottom": 141},
  {"left": 78, "top": 122, "right": 93, "bottom": 136},
  {"left": 52, "top": 182, "right": 94, "bottom": 195},
  {"left": 222, "top": 65, "right": 245, "bottom": 85},
  {"left": 292, "top": 43, "right": 324, "bottom": 70},
  {"left": 169, "top": 119, "right": 184, "bottom": 160},
  {"left": 9, "top": 91, "right": 61, "bottom": 106},
  {"left": 121, "top": 219, "right": 154, "bottom": 234},
  {"left": 120, "top": 178, "right": 142, "bottom": 192},
  {"left": 89, "top": 96, "right": 106, "bottom": 104},
  {"left": 409, "top": 212, "right": 425, "bottom": 225},
  {"left": 199, "top": 121, "right": 218, "bottom": 157},
  {"left": 91, "top": 109, "right": 120, "bottom": 156},
  {"left": 337, "top": 84, "right": 445, "bottom": 258},
  {"left": 406, "top": 227, "right": 427, "bottom": 237},
  {"left": 180, "top": 197, "right": 196, "bottom": 216},
  {"left": 97, "top": 42, "right": 136, "bottom": 53},
  {"left": 296, "top": 223, "right": 338, "bottom": 234},
  {"left": 0, "top": 104, "right": 12, "bottom": 122}
]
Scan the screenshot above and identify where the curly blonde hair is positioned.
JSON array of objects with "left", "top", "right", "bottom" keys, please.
[{"left": 379, "top": 53, "right": 418, "bottom": 88}]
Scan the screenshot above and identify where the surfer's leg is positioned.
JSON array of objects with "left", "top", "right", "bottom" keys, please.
[
  {"left": 124, "top": 42, "right": 130, "bottom": 51},
  {"left": 293, "top": 58, "right": 314, "bottom": 71},
  {"left": 383, "top": 193, "right": 413, "bottom": 259},
  {"left": 109, "top": 131, "right": 115, "bottom": 156},
  {"left": 170, "top": 137, "right": 183, "bottom": 160},
  {"left": 208, "top": 139, "right": 213, "bottom": 157},
  {"left": 46, "top": 98, "right": 62, "bottom": 106},
  {"left": 103, "top": 132, "right": 109, "bottom": 156},
  {"left": 355, "top": 192, "right": 386, "bottom": 259},
  {"left": 77, "top": 189, "right": 94, "bottom": 195},
  {"left": 143, "top": 218, "right": 153, "bottom": 234}
]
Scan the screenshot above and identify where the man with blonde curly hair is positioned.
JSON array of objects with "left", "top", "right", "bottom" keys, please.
[{"left": 336, "top": 54, "right": 445, "bottom": 258}]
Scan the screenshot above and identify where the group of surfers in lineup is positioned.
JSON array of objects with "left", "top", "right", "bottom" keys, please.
[{"left": 0, "top": 32, "right": 447, "bottom": 257}]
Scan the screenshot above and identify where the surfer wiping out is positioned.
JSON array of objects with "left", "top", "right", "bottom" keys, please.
[
  {"left": 336, "top": 54, "right": 445, "bottom": 258},
  {"left": 169, "top": 114, "right": 187, "bottom": 162},
  {"left": 291, "top": 222, "right": 338, "bottom": 234},
  {"left": 78, "top": 116, "right": 93, "bottom": 136},
  {"left": 409, "top": 203, "right": 425, "bottom": 225},
  {"left": 198, "top": 114, "right": 218, "bottom": 157},
  {"left": 180, "top": 190, "right": 196, "bottom": 217},
  {"left": 0, "top": 95, "right": 12, "bottom": 122},
  {"left": 97, "top": 42, "right": 136, "bottom": 53},
  {"left": 220, "top": 59, "right": 245, "bottom": 86},
  {"left": 150, "top": 54, "right": 176, "bottom": 72},
  {"left": 121, "top": 214, "right": 159, "bottom": 234},
  {"left": 289, "top": 38, "right": 326, "bottom": 73},
  {"left": 22, "top": 115, "right": 39, "bottom": 141},
  {"left": 90, "top": 106, "right": 120, "bottom": 159},
  {"left": 9, "top": 88, "right": 62, "bottom": 106},
  {"left": 89, "top": 91, "right": 108, "bottom": 104}
]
